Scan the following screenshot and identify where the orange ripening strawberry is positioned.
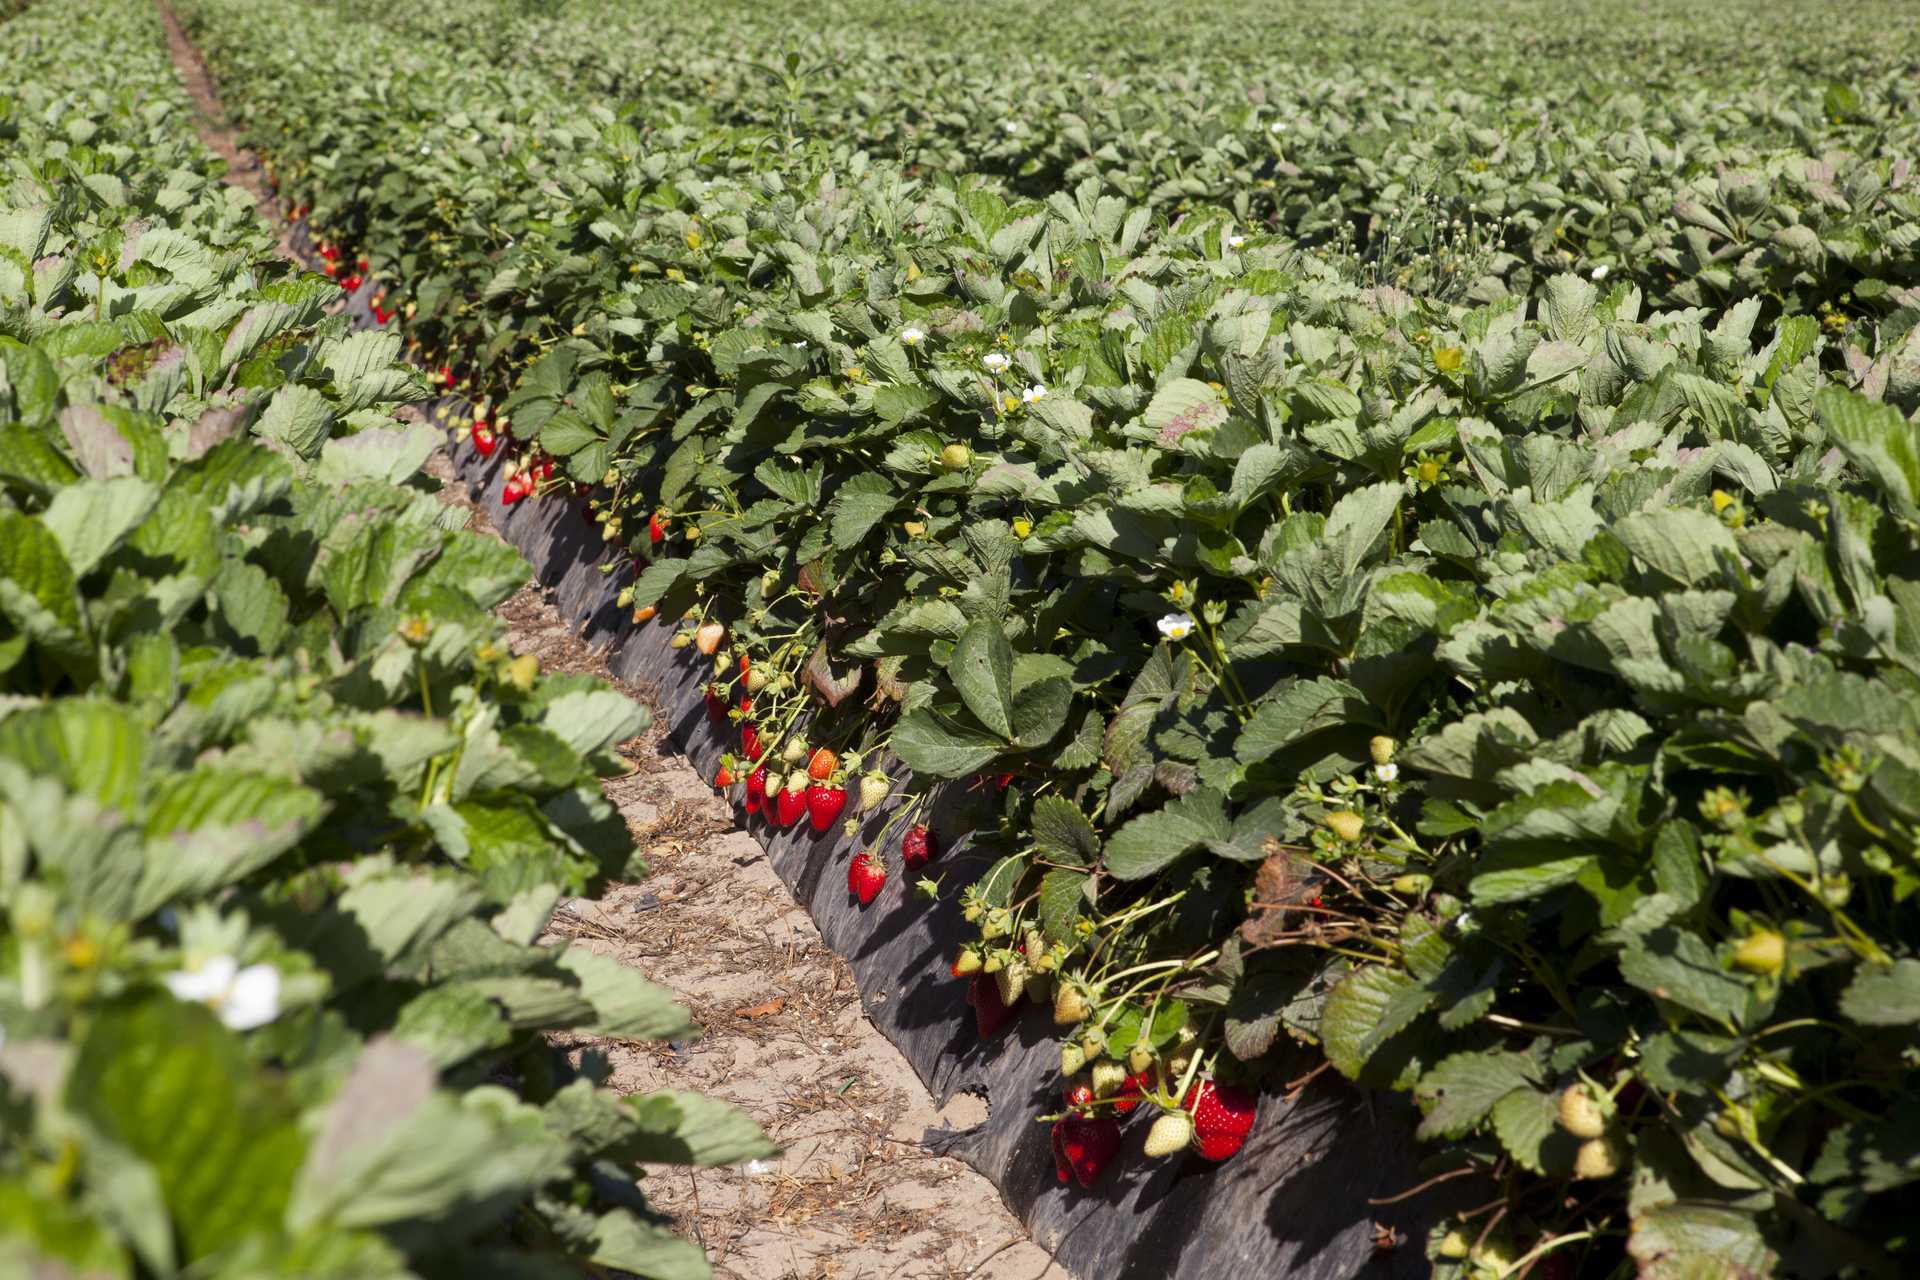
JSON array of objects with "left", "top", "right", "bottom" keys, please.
[
  {"left": 807, "top": 747, "right": 838, "bottom": 781},
  {"left": 714, "top": 765, "right": 735, "bottom": 788},
  {"left": 694, "top": 622, "right": 725, "bottom": 656}
]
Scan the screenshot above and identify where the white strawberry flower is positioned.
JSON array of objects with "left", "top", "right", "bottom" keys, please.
[
  {"left": 163, "top": 955, "right": 282, "bottom": 1030},
  {"left": 1227, "top": 234, "right": 1247, "bottom": 249},
  {"left": 900, "top": 326, "right": 926, "bottom": 346},
  {"left": 1374, "top": 762, "right": 1400, "bottom": 783},
  {"left": 1003, "top": 120, "right": 1020, "bottom": 134},
  {"left": 1591, "top": 264, "right": 1610, "bottom": 281},
  {"left": 982, "top": 352, "right": 1011, "bottom": 373},
  {"left": 1021, "top": 384, "right": 1047, "bottom": 404},
  {"left": 1156, "top": 613, "right": 1195, "bottom": 641},
  {"left": 1268, "top": 121, "right": 1287, "bottom": 135}
]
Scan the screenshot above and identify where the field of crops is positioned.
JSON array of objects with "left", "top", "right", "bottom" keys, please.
[{"left": 7, "top": 0, "right": 1920, "bottom": 1275}]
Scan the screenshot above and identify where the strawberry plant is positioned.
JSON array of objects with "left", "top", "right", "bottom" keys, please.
[
  {"left": 167, "top": 0, "right": 1920, "bottom": 1273},
  {"left": 0, "top": 4, "right": 769, "bottom": 1276}
]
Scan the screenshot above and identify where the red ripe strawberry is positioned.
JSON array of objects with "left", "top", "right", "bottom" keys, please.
[
  {"left": 739, "top": 654, "right": 751, "bottom": 675},
  {"left": 996, "top": 771, "right": 1014, "bottom": 790},
  {"left": 775, "top": 783, "right": 807, "bottom": 827},
  {"left": 704, "top": 685, "right": 729, "bottom": 725},
  {"left": 471, "top": 423, "right": 498, "bottom": 457},
  {"left": 745, "top": 765, "right": 768, "bottom": 814},
  {"left": 318, "top": 243, "right": 340, "bottom": 261},
  {"left": 848, "top": 850, "right": 886, "bottom": 905},
  {"left": 356, "top": 256, "right": 370, "bottom": 271},
  {"left": 1113, "top": 1066, "right": 1156, "bottom": 1115},
  {"left": 534, "top": 456, "right": 554, "bottom": 481},
  {"left": 1064, "top": 1078, "right": 1096, "bottom": 1111},
  {"left": 966, "top": 973, "right": 1020, "bottom": 1037},
  {"left": 436, "top": 365, "right": 453, "bottom": 387},
  {"left": 714, "top": 765, "right": 735, "bottom": 788},
  {"left": 341, "top": 274, "right": 362, "bottom": 292},
  {"left": 1184, "top": 1080, "right": 1257, "bottom": 1161},
  {"left": 737, "top": 696, "right": 753, "bottom": 716},
  {"left": 901, "top": 824, "right": 937, "bottom": 869},
  {"left": 806, "top": 783, "right": 847, "bottom": 832},
  {"left": 649, "top": 512, "right": 665, "bottom": 544},
  {"left": 501, "top": 472, "right": 531, "bottom": 505},
  {"left": 807, "top": 747, "right": 838, "bottom": 781},
  {"left": 1051, "top": 1115, "right": 1121, "bottom": 1189},
  {"left": 741, "top": 722, "right": 763, "bottom": 761}
]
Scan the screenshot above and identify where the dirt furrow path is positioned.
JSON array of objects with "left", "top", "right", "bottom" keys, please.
[{"left": 156, "top": 6, "right": 1067, "bottom": 1276}]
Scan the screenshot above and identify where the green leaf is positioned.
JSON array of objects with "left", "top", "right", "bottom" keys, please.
[
  {"left": 1038, "top": 867, "right": 1089, "bottom": 943},
  {"left": 1626, "top": 1203, "right": 1778, "bottom": 1280},
  {"left": 1818, "top": 387, "right": 1920, "bottom": 520},
  {"left": 1618, "top": 927, "right": 1750, "bottom": 1026},
  {"left": 1839, "top": 959, "right": 1920, "bottom": 1026},
  {"left": 1235, "top": 676, "right": 1373, "bottom": 761},
  {"left": 621, "top": 1091, "right": 776, "bottom": 1166},
  {"left": 1141, "top": 377, "right": 1227, "bottom": 443},
  {"left": 1030, "top": 795, "right": 1098, "bottom": 866},
  {"left": 948, "top": 618, "right": 1015, "bottom": 740},
  {"left": 587, "top": 1209, "right": 711, "bottom": 1280},
  {"left": 1414, "top": 1050, "right": 1540, "bottom": 1140},
  {"left": 1321, "top": 965, "right": 1424, "bottom": 1087},
  {"left": 1103, "top": 788, "right": 1231, "bottom": 879},
  {"left": 891, "top": 707, "right": 1006, "bottom": 776},
  {"left": 555, "top": 948, "right": 697, "bottom": 1042},
  {"left": 0, "top": 509, "right": 87, "bottom": 656},
  {"left": 39, "top": 477, "right": 159, "bottom": 577},
  {"left": 1489, "top": 1087, "right": 1577, "bottom": 1175},
  {"left": 1613, "top": 507, "right": 1738, "bottom": 586},
  {"left": 540, "top": 689, "right": 649, "bottom": 757},
  {"left": 68, "top": 997, "right": 306, "bottom": 1264},
  {"left": 827, "top": 471, "right": 897, "bottom": 549}
]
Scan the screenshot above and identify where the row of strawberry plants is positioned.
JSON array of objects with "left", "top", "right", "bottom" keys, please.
[
  {"left": 333, "top": 0, "right": 1920, "bottom": 330},
  {"left": 176, "top": 0, "right": 1920, "bottom": 1274},
  {"left": 0, "top": 3, "right": 767, "bottom": 1276}
]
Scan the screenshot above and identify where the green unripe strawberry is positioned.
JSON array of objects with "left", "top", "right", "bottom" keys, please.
[
  {"left": 1128, "top": 1043, "right": 1154, "bottom": 1075},
  {"left": 1060, "top": 1041, "right": 1086, "bottom": 1075},
  {"left": 1573, "top": 1135, "right": 1625, "bottom": 1180},
  {"left": 1733, "top": 929, "right": 1785, "bottom": 975},
  {"left": 1326, "top": 810, "right": 1365, "bottom": 843},
  {"left": 1556, "top": 1084, "right": 1609, "bottom": 1139},
  {"left": 1053, "top": 984, "right": 1091, "bottom": 1025},
  {"left": 952, "top": 949, "right": 982, "bottom": 976},
  {"left": 1369, "top": 735, "right": 1397, "bottom": 765},
  {"left": 1090, "top": 1060, "right": 1127, "bottom": 1097},
  {"left": 1391, "top": 873, "right": 1431, "bottom": 896},
  {"left": 994, "top": 956, "right": 1030, "bottom": 1007},
  {"left": 506, "top": 654, "right": 539, "bottom": 691},
  {"left": 1143, "top": 1109, "right": 1194, "bottom": 1157},
  {"left": 1080, "top": 1027, "right": 1106, "bottom": 1059},
  {"left": 745, "top": 667, "right": 770, "bottom": 693},
  {"left": 782, "top": 738, "right": 809, "bottom": 765},
  {"left": 1436, "top": 1229, "right": 1471, "bottom": 1260},
  {"left": 939, "top": 443, "right": 971, "bottom": 470}
]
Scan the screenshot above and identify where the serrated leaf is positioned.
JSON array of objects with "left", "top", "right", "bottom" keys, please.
[
  {"left": 1839, "top": 959, "right": 1920, "bottom": 1026},
  {"left": 1103, "top": 788, "right": 1231, "bottom": 879},
  {"left": 1037, "top": 867, "right": 1089, "bottom": 943},
  {"left": 948, "top": 618, "right": 1014, "bottom": 740},
  {"left": 1030, "top": 795, "right": 1098, "bottom": 866},
  {"left": 1414, "top": 1050, "right": 1539, "bottom": 1140}
]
